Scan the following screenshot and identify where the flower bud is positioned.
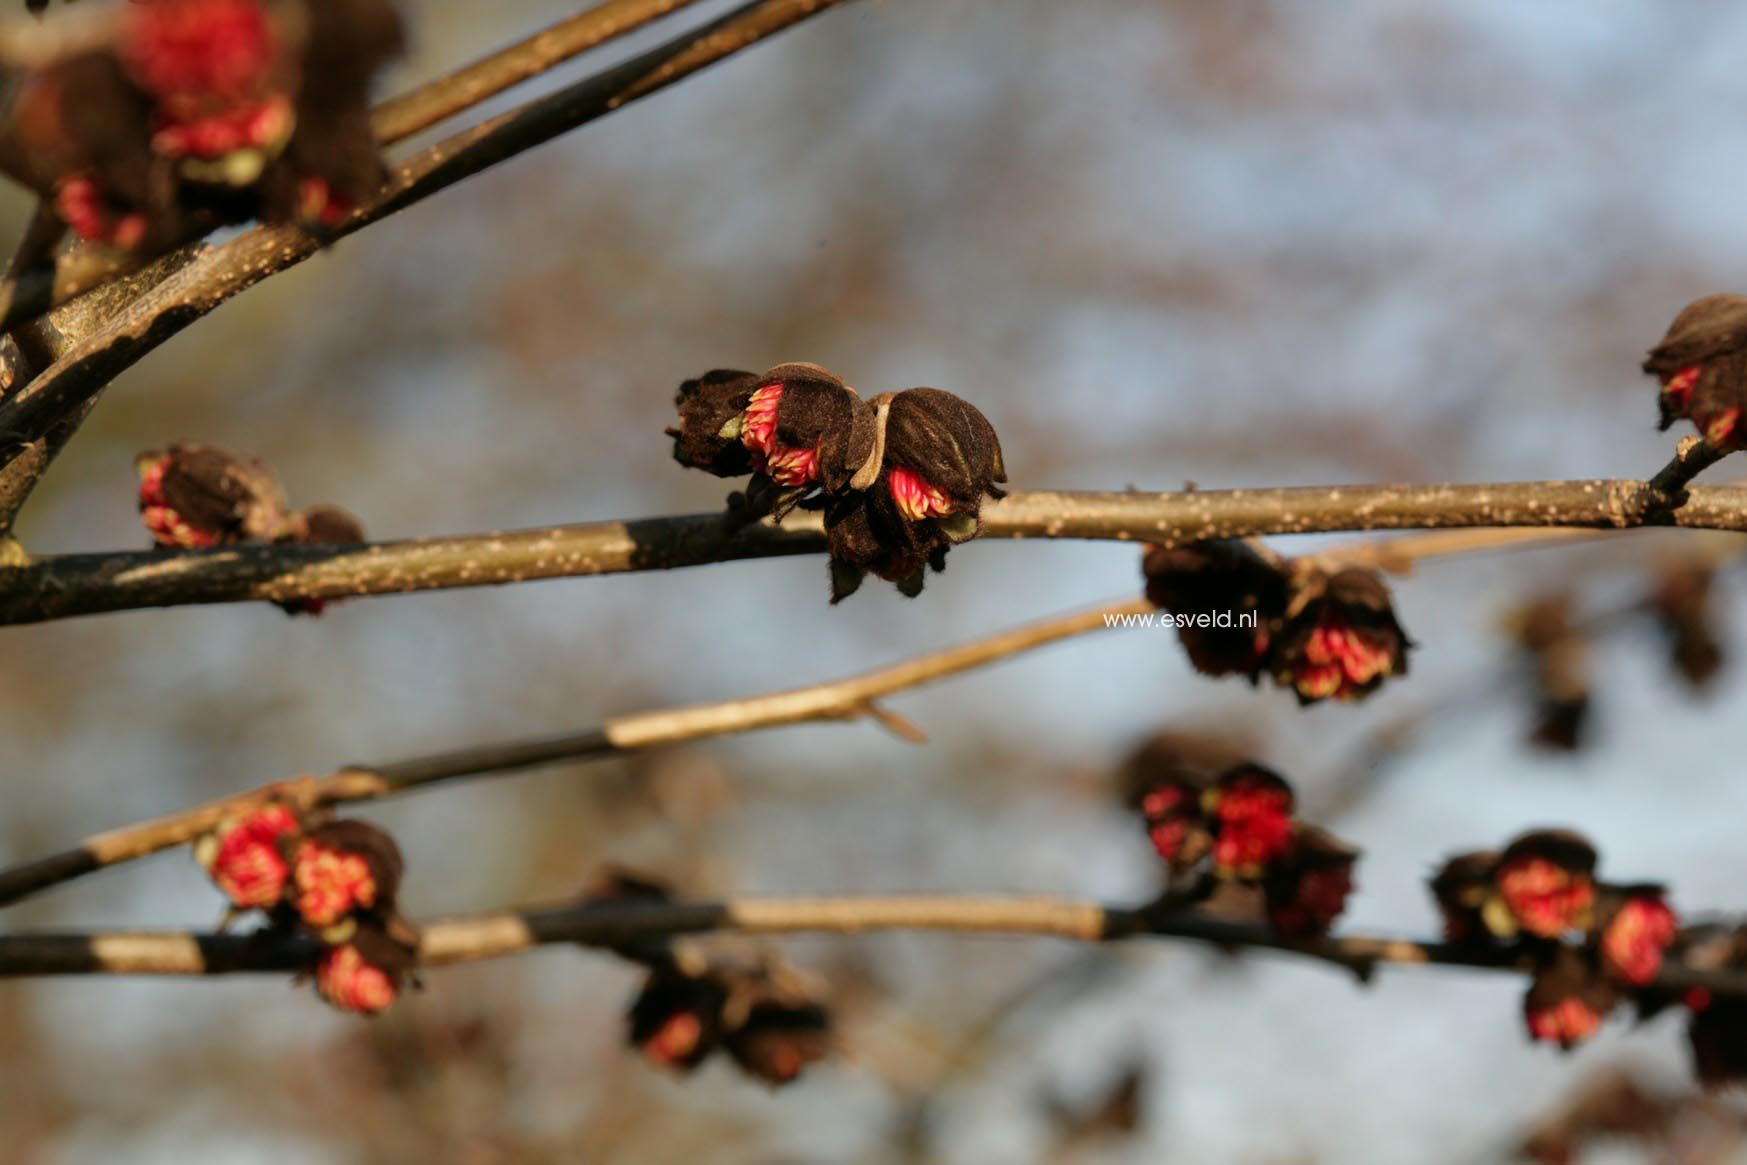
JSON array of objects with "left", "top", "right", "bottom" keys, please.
[
  {"left": 1594, "top": 884, "right": 1678, "bottom": 987},
  {"left": 1651, "top": 557, "right": 1725, "bottom": 689},
  {"left": 1138, "top": 775, "right": 1213, "bottom": 873},
  {"left": 1428, "top": 850, "right": 1501, "bottom": 943},
  {"left": 1507, "top": 593, "right": 1591, "bottom": 752},
  {"left": 1141, "top": 541, "right": 1287, "bottom": 680},
  {"left": 627, "top": 967, "right": 728, "bottom": 1073},
  {"left": 276, "top": 504, "right": 366, "bottom": 616},
  {"left": 1264, "top": 826, "right": 1359, "bottom": 939},
  {"left": 1524, "top": 946, "right": 1617, "bottom": 1051},
  {"left": 1269, "top": 567, "right": 1411, "bottom": 704},
  {"left": 193, "top": 801, "right": 302, "bottom": 911},
  {"left": 1643, "top": 294, "right": 1747, "bottom": 448},
  {"left": 821, "top": 387, "right": 1004, "bottom": 601},
  {"left": 723, "top": 997, "right": 832, "bottom": 1086},
  {"left": 291, "top": 819, "right": 403, "bottom": 929},
  {"left": 136, "top": 442, "right": 294, "bottom": 549},
  {"left": 314, "top": 919, "right": 418, "bottom": 1016},
  {"left": 669, "top": 369, "right": 761, "bottom": 477}
]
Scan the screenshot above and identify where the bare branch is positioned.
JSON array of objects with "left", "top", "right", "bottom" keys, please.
[
  {"left": 0, "top": 595, "right": 1150, "bottom": 909},
  {"left": 3, "top": 894, "right": 1744, "bottom": 1002},
  {"left": 3, "top": 477, "right": 1746, "bottom": 624}
]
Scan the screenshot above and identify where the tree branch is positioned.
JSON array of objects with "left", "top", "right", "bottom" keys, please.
[
  {"left": 3, "top": 894, "right": 1744, "bottom": 1002},
  {"left": 2, "top": 477, "right": 1744, "bottom": 624},
  {"left": 0, "top": 595, "right": 1151, "bottom": 909}
]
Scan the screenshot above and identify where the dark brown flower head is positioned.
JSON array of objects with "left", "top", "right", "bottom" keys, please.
[
  {"left": 1651, "top": 558, "right": 1725, "bottom": 689},
  {"left": 627, "top": 967, "right": 729, "bottom": 1073},
  {"left": 669, "top": 368, "right": 761, "bottom": 477},
  {"left": 820, "top": 387, "right": 1005, "bottom": 602},
  {"left": 1495, "top": 830, "right": 1598, "bottom": 940},
  {"left": 291, "top": 818, "right": 403, "bottom": 930},
  {"left": 193, "top": 801, "right": 303, "bottom": 911},
  {"left": 136, "top": 442, "right": 292, "bottom": 548},
  {"left": 1269, "top": 567, "right": 1411, "bottom": 704},
  {"left": 1429, "top": 850, "right": 1502, "bottom": 942},
  {"left": 1524, "top": 946, "right": 1618, "bottom": 1051},
  {"left": 1264, "top": 826, "right": 1359, "bottom": 939},
  {"left": 1508, "top": 593, "right": 1592, "bottom": 752},
  {"left": 739, "top": 364, "right": 877, "bottom": 494},
  {"left": 314, "top": 917, "right": 418, "bottom": 1016},
  {"left": 1207, "top": 764, "right": 1296, "bottom": 880},
  {"left": 723, "top": 997, "right": 833, "bottom": 1086},
  {"left": 1117, "top": 728, "right": 1251, "bottom": 814},
  {"left": 1594, "top": 883, "right": 1678, "bottom": 988},
  {"left": 1643, "top": 294, "right": 1747, "bottom": 448},
  {"left": 1142, "top": 541, "right": 1289, "bottom": 680}
]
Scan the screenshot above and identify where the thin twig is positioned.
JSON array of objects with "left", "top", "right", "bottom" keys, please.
[
  {"left": 3, "top": 894, "right": 1744, "bottom": 1001},
  {"left": 4, "top": 477, "right": 1747, "bottom": 624},
  {"left": 0, "top": 596, "right": 1151, "bottom": 909}
]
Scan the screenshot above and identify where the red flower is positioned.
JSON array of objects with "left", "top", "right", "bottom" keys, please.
[
  {"left": 723, "top": 999, "right": 832, "bottom": 1086},
  {"left": 1598, "top": 889, "right": 1678, "bottom": 986},
  {"left": 1270, "top": 569, "right": 1410, "bottom": 704},
  {"left": 1209, "top": 766, "right": 1295, "bottom": 878},
  {"left": 1495, "top": 831, "right": 1598, "bottom": 940},
  {"left": 135, "top": 443, "right": 293, "bottom": 549},
  {"left": 290, "top": 820, "right": 401, "bottom": 929},
  {"left": 195, "top": 803, "right": 300, "bottom": 910},
  {"left": 1498, "top": 857, "right": 1595, "bottom": 940},
  {"left": 315, "top": 941, "right": 397, "bottom": 1014},
  {"left": 313, "top": 922, "right": 417, "bottom": 1016}
]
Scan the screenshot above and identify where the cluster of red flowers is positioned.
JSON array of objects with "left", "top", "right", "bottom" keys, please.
[
  {"left": 1138, "top": 762, "right": 1359, "bottom": 939},
  {"left": 587, "top": 870, "right": 833, "bottom": 1086},
  {"left": 1142, "top": 542, "right": 1412, "bottom": 704},
  {"left": 195, "top": 802, "right": 416, "bottom": 1015},
  {"left": 668, "top": 363, "right": 1007, "bottom": 600},
  {"left": 2, "top": 0, "right": 402, "bottom": 251},
  {"left": 1431, "top": 830, "right": 1681, "bottom": 1050},
  {"left": 136, "top": 442, "right": 364, "bottom": 615}
]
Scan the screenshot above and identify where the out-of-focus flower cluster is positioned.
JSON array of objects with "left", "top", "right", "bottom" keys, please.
[
  {"left": 1430, "top": 830, "right": 1681, "bottom": 1051},
  {"left": 2, "top": 0, "right": 402, "bottom": 252},
  {"left": 668, "top": 363, "right": 1006, "bottom": 600},
  {"left": 586, "top": 869, "right": 834, "bottom": 1086},
  {"left": 1141, "top": 541, "right": 1413, "bottom": 705},
  {"left": 194, "top": 801, "right": 417, "bottom": 1014},
  {"left": 1128, "top": 749, "right": 1359, "bottom": 940}
]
